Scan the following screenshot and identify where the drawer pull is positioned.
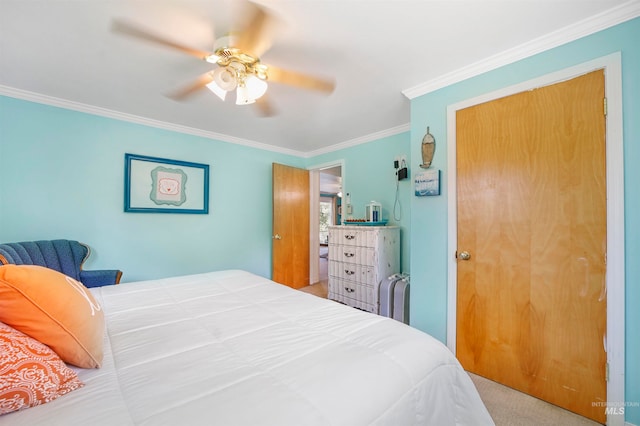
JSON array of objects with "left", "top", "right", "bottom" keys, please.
[
  {"left": 344, "top": 287, "right": 355, "bottom": 293},
  {"left": 345, "top": 235, "right": 355, "bottom": 240},
  {"left": 344, "top": 252, "right": 354, "bottom": 258},
  {"left": 345, "top": 269, "right": 355, "bottom": 275}
]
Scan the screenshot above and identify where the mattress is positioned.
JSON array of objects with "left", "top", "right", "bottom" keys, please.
[{"left": 1, "top": 270, "right": 493, "bottom": 425}]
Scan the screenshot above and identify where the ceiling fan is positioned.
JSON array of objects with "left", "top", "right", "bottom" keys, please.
[{"left": 112, "top": 2, "right": 335, "bottom": 116}]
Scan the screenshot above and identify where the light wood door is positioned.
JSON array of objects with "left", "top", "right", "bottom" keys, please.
[
  {"left": 455, "top": 70, "right": 607, "bottom": 423},
  {"left": 272, "top": 163, "right": 310, "bottom": 289}
]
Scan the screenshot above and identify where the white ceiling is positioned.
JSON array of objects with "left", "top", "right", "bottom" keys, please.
[{"left": 1, "top": 0, "right": 636, "bottom": 156}]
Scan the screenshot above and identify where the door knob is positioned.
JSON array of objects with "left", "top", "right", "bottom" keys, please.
[
  {"left": 458, "top": 251, "right": 471, "bottom": 260},
  {"left": 273, "top": 234, "right": 282, "bottom": 240}
]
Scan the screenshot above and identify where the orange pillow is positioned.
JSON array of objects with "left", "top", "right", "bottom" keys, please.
[
  {"left": 0, "top": 265, "right": 104, "bottom": 368},
  {"left": 0, "top": 321, "right": 84, "bottom": 414}
]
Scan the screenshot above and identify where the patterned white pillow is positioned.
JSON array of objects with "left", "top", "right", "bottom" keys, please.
[{"left": 0, "top": 322, "right": 84, "bottom": 415}]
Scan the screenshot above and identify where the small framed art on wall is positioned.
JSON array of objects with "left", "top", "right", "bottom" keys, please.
[
  {"left": 415, "top": 169, "right": 440, "bottom": 197},
  {"left": 124, "top": 153, "right": 209, "bottom": 214}
]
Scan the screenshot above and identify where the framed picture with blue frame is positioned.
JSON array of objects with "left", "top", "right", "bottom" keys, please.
[
  {"left": 124, "top": 153, "right": 209, "bottom": 214},
  {"left": 415, "top": 169, "right": 441, "bottom": 197}
]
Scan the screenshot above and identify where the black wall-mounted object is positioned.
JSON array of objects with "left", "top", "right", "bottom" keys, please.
[
  {"left": 397, "top": 167, "right": 408, "bottom": 180},
  {"left": 394, "top": 159, "right": 408, "bottom": 181}
]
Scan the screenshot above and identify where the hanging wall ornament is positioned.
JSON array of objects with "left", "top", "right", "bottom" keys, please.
[{"left": 420, "top": 127, "right": 436, "bottom": 168}]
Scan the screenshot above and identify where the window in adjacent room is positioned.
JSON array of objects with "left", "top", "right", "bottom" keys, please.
[{"left": 319, "top": 197, "right": 333, "bottom": 244}]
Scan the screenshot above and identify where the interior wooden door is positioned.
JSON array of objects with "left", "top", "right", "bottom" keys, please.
[
  {"left": 455, "top": 70, "right": 607, "bottom": 422},
  {"left": 272, "top": 163, "right": 310, "bottom": 289}
]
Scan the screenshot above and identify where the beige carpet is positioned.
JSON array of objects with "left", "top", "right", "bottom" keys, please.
[{"left": 469, "top": 373, "right": 602, "bottom": 426}]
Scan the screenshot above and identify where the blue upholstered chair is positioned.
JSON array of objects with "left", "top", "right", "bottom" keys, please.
[{"left": 0, "top": 240, "right": 122, "bottom": 288}]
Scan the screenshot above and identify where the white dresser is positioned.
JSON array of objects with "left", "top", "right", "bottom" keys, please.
[{"left": 327, "top": 225, "right": 400, "bottom": 313}]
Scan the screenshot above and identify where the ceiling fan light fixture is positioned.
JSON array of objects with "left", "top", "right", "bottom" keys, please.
[
  {"left": 206, "top": 79, "right": 227, "bottom": 101},
  {"left": 245, "top": 74, "right": 268, "bottom": 101},
  {"left": 113, "top": 9, "right": 336, "bottom": 114},
  {"left": 213, "top": 66, "right": 238, "bottom": 91},
  {"left": 235, "top": 84, "right": 255, "bottom": 105}
]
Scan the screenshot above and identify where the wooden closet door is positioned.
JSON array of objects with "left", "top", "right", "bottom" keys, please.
[
  {"left": 272, "top": 163, "right": 310, "bottom": 289},
  {"left": 455, "top": 70, "right": 607, "bottom": 422}
]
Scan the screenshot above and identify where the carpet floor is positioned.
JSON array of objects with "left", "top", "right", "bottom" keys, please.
[{"left": 469, "top": 373, "right": 602, "bottom": 425}]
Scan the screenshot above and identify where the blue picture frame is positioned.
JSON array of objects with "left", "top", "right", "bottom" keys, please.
[{"left": 124, "top": 153, "right": 209, "bottom": 214}]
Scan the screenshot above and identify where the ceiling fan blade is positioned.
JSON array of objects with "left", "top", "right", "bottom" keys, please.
[
  {"left": 254, "top": 94, "right": 277, "bottom": 117},
  {"left": 112, "top": 19, "right": 213, "bottom": 60},
  {"left": 267, "top": 65, "right": 335, "bottom": 94},
  {"left": 234, "top": 4, "right": 277, "bottom": 59},
  {"left": 167, "top": 71, "right": 215, "bottom": 101}
]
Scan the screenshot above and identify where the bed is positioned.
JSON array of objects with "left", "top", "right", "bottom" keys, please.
[{"left": 1, "top": 269, "right": 493, "bottom": 425}]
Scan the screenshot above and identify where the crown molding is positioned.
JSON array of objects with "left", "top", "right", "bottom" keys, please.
[
  {"left": 302, "top": 123, "right": 411, "bottom": 158},
  {"left": 0, "top": 85, "right": 305, "bottom": 157},
  {"left": 0, "top": 84, "right": 409, "bottom": 158},
  {"left": 402, "top": 0, "right": 640, "bottom": 99}
]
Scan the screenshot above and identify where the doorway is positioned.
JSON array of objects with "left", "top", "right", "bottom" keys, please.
[
  {"left": 309, "top": 162, "right": 343, "bottom": 286},
  {"left": 446, "top": 54, "right": 625, "bottom": 425}
]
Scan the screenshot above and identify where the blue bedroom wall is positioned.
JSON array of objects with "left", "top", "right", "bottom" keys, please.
[
  {"left": 409, "top": 18, "right": 639, "bottom": 423},
  {"left": 0, "top": 96, "right": 304, "bottom": 282},
  {"left": 307, "top": 131, "right": 412, "bottom": 273},
  {"left": 0, "top": 94, "right": 412, "bottom": 279}
]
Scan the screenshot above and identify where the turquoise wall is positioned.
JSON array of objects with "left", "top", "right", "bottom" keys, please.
[
  {"left": 409, "top": 18, "right": 639, "bottom": 423},
  {"left": 0, "top": 95, "right": 410, "bottom": 279},
  {"left": 0, "top": 96, "right": 304, "bottom": 282},
  {"left": 307, "top": 132, "right": 412, "bottom": 273}
]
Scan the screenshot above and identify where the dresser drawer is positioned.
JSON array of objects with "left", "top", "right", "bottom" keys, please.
[
  {"left": 329, "top": 245, "right": 375, "bottom": 266},
  {"left": 328, "top": 261, "right": 375, "bottom": 283},
  {"left": 330, "top": 278, "right": 376, "bottom": 305},
  {"left": 328, "top": 278, "right": 377, "bottom": 313},
  {"left": 329, "top": 227, "right": 377, "bottom": 247}
]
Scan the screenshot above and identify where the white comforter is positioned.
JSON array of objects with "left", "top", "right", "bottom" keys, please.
[{"left": 1, "top": 270, "right": 493, "bottom": 425}]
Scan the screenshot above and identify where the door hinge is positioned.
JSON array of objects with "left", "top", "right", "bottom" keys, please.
[{"left": 604, "top": 97, "right": 608, "bottom": 116}]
